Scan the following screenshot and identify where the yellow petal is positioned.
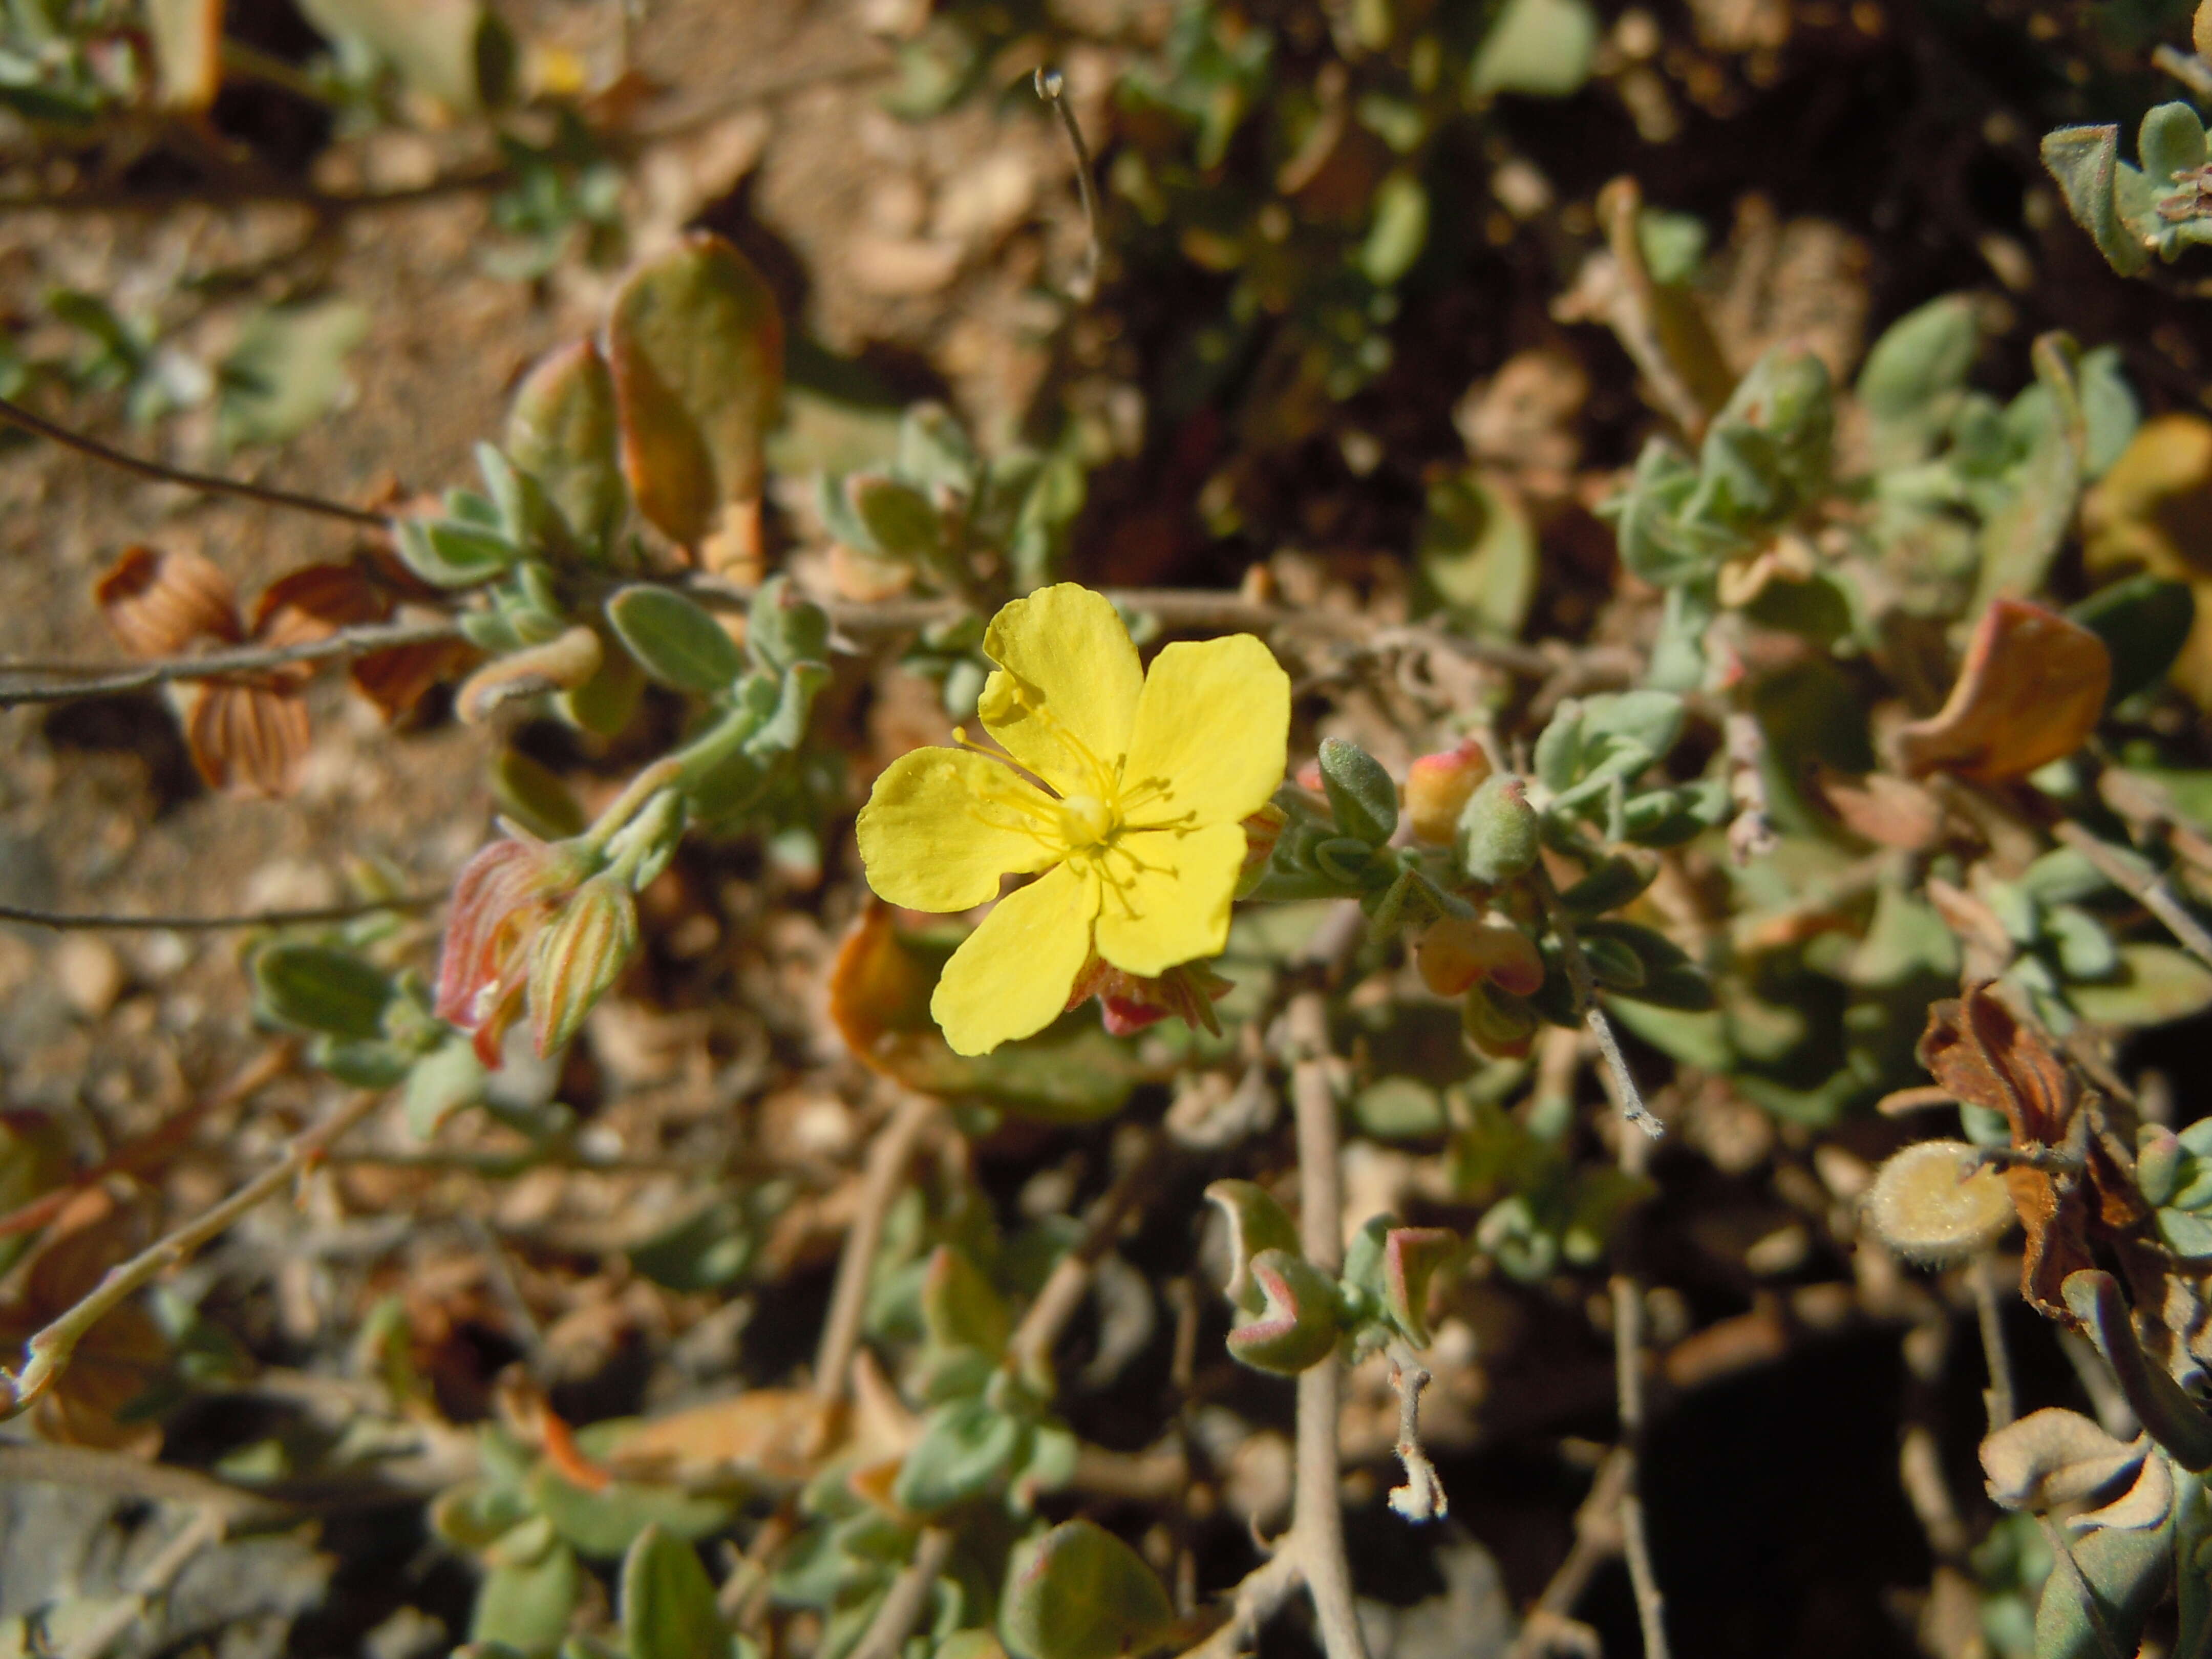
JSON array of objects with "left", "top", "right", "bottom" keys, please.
[
  {"left": 1120, "top": 635, "right": 1290, "bottom": 831},
  {"left": 1094, "top": 821, "right": 1247, "bottom": 977},
  {"left": 977, "top": 584, "right": 1143, "bottom": 795},
  {"left": 857, "top": 748, "right": 1060, "bottom": 912},
  {"left": 932, "top": 861, "right": 1099, "bottom": 1055}
]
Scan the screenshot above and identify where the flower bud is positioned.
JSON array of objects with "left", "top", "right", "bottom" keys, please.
[
  {"left": 1237, "top": 801, "right": 1289, "bottom": 898},
  {"left": 1405, "top": 740, "right": 1492, "bottom": 845},
  {"left": 1417, "top": 917, "right": 1545, "bottom": 998},
  {"left": 1456, "top": 775, "right": 1539, "bottom": 885},
  {"left": 436, "top": 833, "right": 584, "bottom": 1064},
  {"left": 1463, "top": 980, "right": 1540, "bottom": 1060},
  {"left": 1225, "top": 1249, "right": 1344, "bottom": 1375},
  {"left": 1863, "top": 1140, "right": 2017, "bottom": 1265},
  {"left": 527, "top": 874, "right": 639, "bottom": 1056}
]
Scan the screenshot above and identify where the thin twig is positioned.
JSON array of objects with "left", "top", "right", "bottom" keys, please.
[
  {"left": 1973, "top": 1253, "right": 2018, "bottom": 1433},
  {"left": 0, "top": 890, "right": 441, "bottom": 930},
  {"left": 2051, "top": 819, "right": 2212, "bottom": 976},
  {"left": 1034, "top": 68, "right": 1101, "bottom": 303},
  {"left": 0, "top": 618, "right": 461, "bottom": 707},
  {"left": 1286, "top": 986, "right": 1371, "bottom": 1659},
  {"left": 1384, "top": 1338, "right": 1445, "bottom": 1522},
  {"left": 2154, "top": 42, "right": 2212, "bottom": 101},
  {"left": 0, "top": 1441, "right": 291, "bottom": 1523},
  {"left": 0, "top": 1043, "right": 296, "bottom": 1239},
  {"left": 1532, "top": 864, "right": 1662, "bottom": 1138},
  {"left": 0, "top": 393, "right": 387, "bottom": 526},
  {"left": 60, "top": 1507, "right": 229, "bottom": 1659},
  {"left": 0, "top": 1088, "right": 384, "bottom": 1419},
  {"left": 1505, "top": 1449, "right": 1631, "bottom": 1659},
  {"left": 846, "top": 1525, "right": 955, "bottom": 1659},
  {"left": 1006, "top": 1128, "right": 1167, "bottom": 1393},
  {"left": 1610, "top": 1271, "right": 1671, "bottom": 1659},
  {"left": 812, "top": 1091, "right": 941, "bottom": 1403},
  {"left": 1178, "top": 1554, "right": 1306, "bottom": 1659}
]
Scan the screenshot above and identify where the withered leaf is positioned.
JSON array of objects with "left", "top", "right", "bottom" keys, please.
[
  {"left": 1916, "top": 985, "right": 2142, "bottom": 1323},
  {"left": 1813, "top": 764, "right": 1947, "bottom": 851},
  {"left": 1981, "top": 1406, "right": 2145, "bottom": 1513},
  {"left": 186, "top": 681, "right": 314, "bottom": 798},
  {"left": 95, "top": 545, "right": 242, "bottom": 659},
  {"left": 1895, "top": 599, "right": 2111, "bottom": 782}
]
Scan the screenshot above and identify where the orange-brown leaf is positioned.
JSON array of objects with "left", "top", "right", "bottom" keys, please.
[
  {"left": 94, "top": 545, "right": 241, "bottom": 659},
  {"left": 185, "top": 682, "right": 313, "bottom": 798},
  {"left": 351, "top": 637, "right": 477, "bottom": 720},
  {"left": 1814, "top": 765, "right": 1947, "bottom": 851},
  {"left": 1894, "top": 599, "right": 2111, "bottom": 783}
]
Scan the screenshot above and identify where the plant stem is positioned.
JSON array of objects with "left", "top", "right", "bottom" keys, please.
[
  {"left": 0, "top": 618, "right": 463, "bottom": 707},
  {"left": 0, "top": 890, "right": 440, "bottom": 930},
  {"left": 0, "top": 392, "right": 388, "bottom": 526},
  {"left": 0, "top": 1088, "right": 384, "bottom": 1420},
  {"left": 1973, "top": 1253, "right": 2018, "bottom": 1432},
  {"left": 846, "top": 1525, "right": 955, "bottom": 1659},
  {"left": 1611, "top": 1121, "right": 1670, "bottom": 1659},
  {"left": 1286, "top": 986, "right": 1371, "bottom": 1659},
  {"left": 1034, "top": 69, "right": 1101, "bottom": 302},
  {"left": 1006, "top": 1128, "right": 1166, "bottom": 1393},
  {"left": 1531, "top": 864, "right": 1663, "bottom": 1139},
  {"left": 2051, "top": 819, "right": 2212, "bottom": 975},
  {"left": 812, "top": 1091, "right": 941, "bottom": 1403}
]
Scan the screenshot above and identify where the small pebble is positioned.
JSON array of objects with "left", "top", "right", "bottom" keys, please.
[{"left": 54, "top": 935, "right": 124, "bottom": 1018}]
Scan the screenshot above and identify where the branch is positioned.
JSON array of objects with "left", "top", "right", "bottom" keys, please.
[
  {"left": 0, "top": 392, "right": 388, "bottom": 526},
  {"left": 1286, "top": 986, "right": 1371, "bottom": 1659},
  {"left": 1504, "top": 1449, "right": 1630, "bottom": 1659},
  {"left": 60, "top": 1506, "right": 229, "bottom": 1659},
  {"left": 2051, "top": 819, "right": 2212, "bottom": 976},
  {"left": 1034, "top": 69, "right": 1101, "bottom": 303},
  {"left": 0, "top": 618, "right": 461, "bottom": 707},
  {"left": 1006, "top": 1127, "right": 1167, "bottom": 1392},
  {"left": 846, "top": 1525, "right": 955, "bottom": 1659},
  {"left": 812, "top": 1090, "right": 941, "bottom": 1403},
  {"left": 0, "top": 1087, "right": 384, "bottom": 1420},
  {"left": 1532, "top": 864, "right": 1663, "bottom": 1139},
  {"left": 1610, "top": 1118, "right": 1670, "bottom": 1659},
  {"left": 0, "top": 890, "right": 442, "bottom": 930},
  {"left": 1384, "top": 1340, "right": 1445, "bottom": 1523}
]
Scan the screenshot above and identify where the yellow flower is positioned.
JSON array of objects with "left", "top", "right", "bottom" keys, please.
[{"left": 857, "top": 584, "right": 1290, "bottom": 1055}]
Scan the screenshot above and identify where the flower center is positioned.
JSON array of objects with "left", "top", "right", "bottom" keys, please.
[{"left": 1057, "top": 793, "right": 1117, "bottom": 850}]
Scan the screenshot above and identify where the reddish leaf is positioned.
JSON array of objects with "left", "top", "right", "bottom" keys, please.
[
  {"left": 1814, "top": 765, "right": 1947, "bottom": 851},
  {"left": 1895, "top": 599, "right": 2112, "bottom": 782}
]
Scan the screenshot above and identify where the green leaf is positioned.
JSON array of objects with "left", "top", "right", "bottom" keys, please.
[
  {"left": 894, "top": 1397, "right": 1023, "bottom": 1513},
  {"left": 253, "top": 944, "right": 394, "bottom": 1040},
  {"left": 216, "top": 299, "right": 369, "bottom": 451},
  {"left": 1417, "top": 471, "right": 1536, "bottom": 636},
  {"left": 1001, "top": 1521, "right": 1175, "bottom": 1659},
  {"left": 492, "top": 748, "right": 587, "bottom": 841},
  {"left": 534, "top": 1468, "right": 736, "bottom": 1563},
  {"left": 395, "top": 517, "right": 514, "bottom": 587},
  {"left": 629, "top": 1198, "right": 754, "bottom": 1292},
  {"left": 1318, "top": 738, "right": 1398, "bottom": 846},
  {"left": 1203, "top": 1180, "right": 1304, "bottom": 1315},
  {"left": 620, "top": 1526, "right": 728, "bottom": 1659},
  {"left": 607, "top": 586, "right": 746, "bottom": 693},
  {"left": 1856, "top": 294, "right": 1981, "bottom": 468},
  {"left": 2067, "top": 944, "right": 2212, "bottom": 1028},
  {"left": 403, "top": 1035, "right": 487, "bottom": 1137},
  {"left": 472, "top": 1537, "right": 582, "bottom": 1655},
  {"left": 507, "top": 342, "right": 625, "bottom": 558},
  {"left": 2041, "top": 124, "right": 2152, "bottom": 278},
  {"left": 296, "top": 0, "right": 503, "bottom": 112},
  {"left": 2031, "top": 1509, "right": 2171, "bottom": 1659},
  {"left": 2072, "top": 575, "right": 2195, "bottom": 706},
  {"left": 1469, "top": 0, "right": 1597, "bottom": 97},
  {"left": 2142, "top": 101, "right": 2209, "bottom": 187},
  {"left": 849, "top": 475, "right": 944, "bottom": 561},
  {"left": 921, "top": 1244, "right": 1011, "bottom": 1359},
  {"left": 608, "top": 233, "right": 783, "bottom": 547},
  {"left": 1360, "top": 171, "right": 1430, "bottom": 285},
  {"left": 746, "top": 576, "right": 832, "bottom": 675}
]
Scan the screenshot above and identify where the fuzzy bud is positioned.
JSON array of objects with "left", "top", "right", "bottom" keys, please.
[
  {"left": 1225, "top": 1249, "right": 1344, "bottom": 1375},
  {"left": 1405, "top": 740, "right": 1493, "bottom": 845},
  {"left": 1456, "top": 775, "right": 1539, "bottom": 885},
  {"left": 526, "top": 874, "right": 639, "bottom": 1056},
  {"left": 1237, "top": 802, "right": 1289, "bottom": 896},
  {"left": 1416, "top": 916, "right": 1545, "bottom": 998},
  {"left": 1863, "top": 1140, "right": 2017, "bottom": 1265}
]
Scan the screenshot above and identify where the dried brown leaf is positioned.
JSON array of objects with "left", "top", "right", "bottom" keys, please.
[
  {"left": 94, "top": 545, "right": 242, "bottom": 659},
  {"left": 1894, "top": 599, "right": 2111, "bottom": 783},
  {"left": 185, "top": 682, "right": 313, "bottom": 798}
]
